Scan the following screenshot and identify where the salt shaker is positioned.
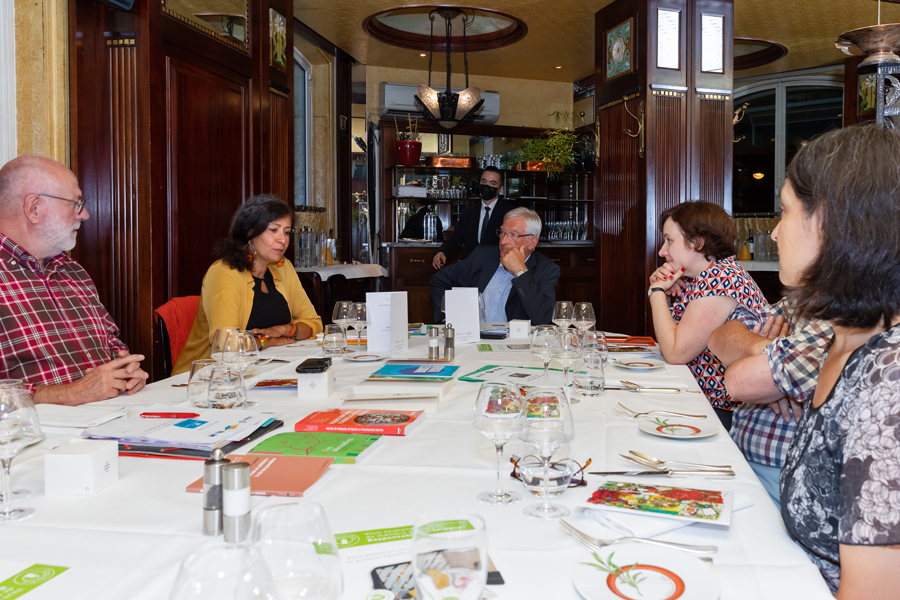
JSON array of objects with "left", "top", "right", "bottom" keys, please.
[
  {"left": 444, "top": 323, "right": 455, "bottom": 360},
  {"left": 202, "top": 449, "right": 230, "bottom": 536},
  {"left": 223, "top": 462, "right": 251, "bottom": 544},
  {"left": 428, "top": 327, "right": 440, "bottom": 359}
]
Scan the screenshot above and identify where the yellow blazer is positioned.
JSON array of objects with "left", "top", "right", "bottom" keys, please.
[{"left": 172, "top": 260, "right": 323, "bottom": 375}]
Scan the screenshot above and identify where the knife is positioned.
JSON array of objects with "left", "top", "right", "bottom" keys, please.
[{"left": 589, "top": 469, "right": 736, "bottom": 478}]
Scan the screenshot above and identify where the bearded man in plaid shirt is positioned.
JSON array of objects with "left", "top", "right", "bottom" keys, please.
[
  {"left": 0, "top": 156, "right": 148, "bottom": 405},
  {"left": 708, "top": 297, "right": 831, "bottom": 508}
]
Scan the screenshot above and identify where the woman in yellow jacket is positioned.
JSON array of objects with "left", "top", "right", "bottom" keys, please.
[{"left": 173, "top": 195, "right": 323, "bottom": 375}]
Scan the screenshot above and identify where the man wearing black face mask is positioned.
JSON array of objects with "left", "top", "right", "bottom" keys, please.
[{"left": 432, "top": 167, "right": 514, "bottom": 269}]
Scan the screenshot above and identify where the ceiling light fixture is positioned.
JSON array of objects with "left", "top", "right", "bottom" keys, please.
[
  {"left": 835, "top": 0, "right": 900, "bottom": 66},
  {"left": 752, "top": 173, "right": 765, "bottom": 180},
  {"left": 420, "top": 53, "right": 427, "bottom": 57},
  {"left": 414, "top": 8, "right": 484, "bottom": 129},
  {"left": 556, "top": 66, "right": 562, "bottom": 69}
]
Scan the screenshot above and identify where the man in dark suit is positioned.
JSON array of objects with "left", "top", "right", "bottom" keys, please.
[
  {"left": 430, "top": 207, "right": 560, "bottom": 325},
  {"left": 398, "top": 201, "right": 443, "bottom": 241},
  {"left": 431, "top": 166, "right": 514, "bottom": 269}
]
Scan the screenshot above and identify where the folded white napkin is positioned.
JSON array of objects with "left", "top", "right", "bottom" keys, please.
[
  {"left": 567, "top": 492, "right": 753, "bottom": 540},
  {"left": 36, "top": 404, "right": 128, "bottom": 429}
]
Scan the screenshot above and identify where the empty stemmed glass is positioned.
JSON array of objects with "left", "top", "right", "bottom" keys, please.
[
  {"left": 0, "top": 380, "right": 30, "bottom": 502},
  {"left": 253, "top": 500, "right": 343, "bottom": 600},
  {"left": 552, "top": 301, "right": 574, "bottom": 330},
  {"left": 331, "top": 301, "right": 352, "bottom": 338},
  {"left": 169, "top": 541, "right": 278, "bottom": 600},
  {"left": 472, "top": 382, "right": 524, "bottom": 505},
  {"left": 210, "top": 328, "right": 258, "bottom": 371},
  {"left": 0, "top": 388, "right": 41, "bottom": 522},
  {"left": 552, "top": 329, "right": 581, "bottom": 403},
  {"left": 412, "top": 511, "right": 488, "bottom": 600},
  {"left": 530, "top": 325, "right": 559, "bottom": 381},
  {"left": 517, "top": 386, "right": 574, "bottom": 520},
  {"left": 573, "top": 302, "right": 596, "bottom": 348},
  {"left": 348, "top": 302, "right": 367, "bottom": 352}
]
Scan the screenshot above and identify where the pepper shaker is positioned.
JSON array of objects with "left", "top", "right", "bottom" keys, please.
[
  {"left": 444, "top": 323, "right": 455, "bottom": 360},
  {"left": 202, "top": 449, "right": 230, "bottom": 536},
  {"left": 428, "top": 327, "right": 440, "bottom": 359},
  {"left": 223, "top": 462, "right": 251, "bottom": 544}
]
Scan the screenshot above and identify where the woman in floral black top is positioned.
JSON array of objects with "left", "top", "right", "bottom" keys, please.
[
  {"left": 775, "top": 124, "right": 900, "bottom": 598},
  {"left": 647, "top": 201, "right": 767, "bottom": 429}
]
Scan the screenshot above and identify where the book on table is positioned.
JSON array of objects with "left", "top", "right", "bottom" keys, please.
[
  {"left": 352, "top": 377, "right": 455, "bottom": 400},
  {"left": 249, "top": 431, "right": 383, "bottom": 464},
  {"left": 366, "top": 364, "right": 459, "bottom": 381},
  {"left": 294, "top": 408, "right": 425, "bottom": 436},
  {"left": 185, "top": 454, "right": 334, "bottom": 496}
]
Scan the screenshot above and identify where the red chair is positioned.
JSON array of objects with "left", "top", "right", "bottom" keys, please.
[{"left": 153, "top": 296, "right": 200, "bottom": 376}]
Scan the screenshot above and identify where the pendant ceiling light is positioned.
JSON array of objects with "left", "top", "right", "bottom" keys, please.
[
  {"left": 835, "top": 0, "right": 900, "bottom": 66},
  {"left": 414, "top": 8, "right": 484, "bottom": 129}
]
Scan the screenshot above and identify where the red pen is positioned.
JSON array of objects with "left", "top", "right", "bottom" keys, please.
[{"left": 140, "top": 412, "right": 199, "bottom": 419}]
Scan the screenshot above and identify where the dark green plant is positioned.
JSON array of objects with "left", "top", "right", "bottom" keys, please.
[{"left": 517, "top": 129, "right": 577, "bottom": 180}]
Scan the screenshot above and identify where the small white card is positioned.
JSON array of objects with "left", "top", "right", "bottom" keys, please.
[
  {"left": 366, "top": 292, "right": 409, "bottom": 354},
  {"left": 445, "top": 287, "right": 480, "bottom": 344}
]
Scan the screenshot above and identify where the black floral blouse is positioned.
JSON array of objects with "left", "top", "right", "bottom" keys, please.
[{"left": 781, "top": 325, "right": 900, "bottom": 593}]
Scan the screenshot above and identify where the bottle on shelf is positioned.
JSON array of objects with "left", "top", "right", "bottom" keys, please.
[
  {"left": 754, "top": 230, "right": 764, "bottom": 262},
  {"left": 746, "top": 231, "right": 755, "bottom": 261}
]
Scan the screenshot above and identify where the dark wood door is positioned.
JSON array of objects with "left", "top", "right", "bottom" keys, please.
[{"left": 166, "top": 57, "right": 250, "bottom": 298}]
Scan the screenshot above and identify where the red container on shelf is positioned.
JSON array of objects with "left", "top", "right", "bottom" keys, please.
[{"left": 396, "top": 140, "right": 422, "bottom": 166}]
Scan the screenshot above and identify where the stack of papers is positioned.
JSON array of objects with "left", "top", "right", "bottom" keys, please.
[
  {"left": 36, "top": 405, "right": 128, "bottom": 429},
  {"left": 82, "top": 408, "right": 278, "bottom": 452}
]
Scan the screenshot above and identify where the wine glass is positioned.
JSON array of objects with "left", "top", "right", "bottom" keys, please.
[
  {"left": 552, "top": 301, "right": 574, "bottom": 330},
  {"left": 552, "top": 329, "right": 581, "bottom": 402},
  {"left": 348, "top": 302, "right": 367, "bottom": 352},
  {"left": 472, "top": 382, "right": 524, "bottom": 505},
  {"left": 412, "top": 511, "right": 487, "bottom": 600},
  {"left": 530, "top": 325, "right": 559, "bottom": 381},
  {"left": 0, "top": 380, "right": 30, "bottom": 502},
  {"left": 322, "top": 325, "right": 347, "bottom": 356},
  {"left": 517, "top": 386, "right": 574, "bottom": 520},
  {"left": 253, "top": 500, "right": 343, "bottom": 600},
  {"left": 331, "top": 301, "right": 352, "bottom": 337},
  {"left": 206, "top": 365, "right": 247, "bottom": 409},
  {"left": 210, "top": 327, "right": 239, "bottom": 363},
  {"left": 169, "top": 541, "right": 278, "bottom": 600},
  {"left": 514, "top": 444, "right": 579, "bottom": 501},
  {"left": 573, "top": 302, "right": 596, "bottom": 348},
  {"left": 0, "top": 389, "right": 41, "bottom": 522}
]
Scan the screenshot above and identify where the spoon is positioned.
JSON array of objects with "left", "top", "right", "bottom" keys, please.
[{"left": 629, "top": 450, "right": 731, "bottom": 471}]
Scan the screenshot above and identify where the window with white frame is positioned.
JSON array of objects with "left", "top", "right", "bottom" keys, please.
[
  {"left": 733, "top": 75, "right": 843, "bottom": 215},
  {"left": 293, "top": 49, "right": 313, "bottom": 206}
]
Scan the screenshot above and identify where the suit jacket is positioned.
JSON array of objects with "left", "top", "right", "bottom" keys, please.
[
  {"left": 438, "top": 198, "right": 514, "bottom": 259},
  {"left": 430, "top": 245, "right": 560, "bottom": 325},
  {"left": 399, "top": 206, "right": 443, "bottom": 241}
]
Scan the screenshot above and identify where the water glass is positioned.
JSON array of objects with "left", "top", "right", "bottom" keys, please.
[
  {"left": 573, "top": 349, "right": 605, "bottom": 398},
  {"left": 210, "top": 327, "right": 240, "bottom": 363},
  {"left": 253, "top": 500, "right": 343, "bottom": 600},
  {"left": 552, "top": 301, "right": 574, "bottom": 330},
  {"left": 322, "top": 324, "right": 347, "bottom": 356},
  {"left": 211, "top": 327, "right": 259, "bottom": 371},
  {"left": 187, "top": 359, "right": 218, "bottom": 408},
  {"left": 573, "top": 302, "right": 596, "bottom": 336},
  {"left": 515, "top": 444, "right": 578, "bottom": 498},
  {"left": 552, "top": 328, "right": 580, "bottom": 400},
  {"left": 206, "top": 365, "right": 247, "bottom": 409},
  {"left": 0, "top": 380, "right": 30, "bottom": 502},
  {"left": 332, "top": 301, "right": 352, "bottom": 336},
  {"left": 169, "top": 542, "right": 278, "bottom": 600},
  {"left": 530, "top": 325, "right": 560, "bottom": 381},
  {"left": 0, "top": 389, "right": 41, "bottom": 522},
  {"left": 412, "top": 511, "right": 488, "bottom": 600},
  {"left": 348, "top": 302, "right": 367, "bottom": 351},
  {"left": 472, "top": 382, "right": 524, "bottom": 505}
]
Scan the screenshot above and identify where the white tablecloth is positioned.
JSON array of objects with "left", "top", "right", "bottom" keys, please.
[
  {"left": 4, "top": 338, "right": 832, "bottom": 599},
  {"left": 296, "top": 264, "right": 387, "bottom": 280}
]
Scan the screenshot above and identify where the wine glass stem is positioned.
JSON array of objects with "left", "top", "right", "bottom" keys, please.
[
  {"left": 0, "top": 458, "right": 11, "bottom": 516},
  {"left": 563, "top": 366, "right": 570, "bottom": 387},
  {"left": 541, "top": 456, "right": 552, "bottom": 513},
  {"left": 494, "top": 443, "right": 506, "bottom": 497},
  {"left": 356, "top": 328, "right": 362, "bottom": 349},
  {"left": 543, "top": 360, "right": 550, "bottom": 381}
]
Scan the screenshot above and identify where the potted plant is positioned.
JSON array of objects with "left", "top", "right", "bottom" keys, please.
[
  {"left": 395, "top": 115, "right": 422, "bottom": 166},
  {"left": 516, "top": 128, "right": 577, "bottom": 180}
]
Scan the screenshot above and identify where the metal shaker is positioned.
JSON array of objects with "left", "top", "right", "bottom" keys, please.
[
  {"left": 444, "top": 323, "right": 455, "bottom": 359},
  {"left": 202, "top": 449, "right": 230, "bottom": 536}
]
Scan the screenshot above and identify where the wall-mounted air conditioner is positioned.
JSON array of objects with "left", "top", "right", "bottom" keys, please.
[{"left": 378, "top": 82, "right": 500, "bottom": 124}]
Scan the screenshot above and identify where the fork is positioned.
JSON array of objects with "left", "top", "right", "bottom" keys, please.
[
  {"left": 559, "top": 519, "right": 717, "bottom": 554},
  {"left": 616, "top": 402, "right": 707, "bottom": 420}
]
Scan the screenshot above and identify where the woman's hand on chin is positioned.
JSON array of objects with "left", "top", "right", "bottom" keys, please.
[{"left": 649, "top": 262, "right": 685, "bottom": 292}]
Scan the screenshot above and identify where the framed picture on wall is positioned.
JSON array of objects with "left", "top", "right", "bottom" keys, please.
[
  {"left": 606, "top": 17, "right": 634, "bottom": 81},
  {"left": 270, "top": 9, "right": 287, "bottom": 70}
]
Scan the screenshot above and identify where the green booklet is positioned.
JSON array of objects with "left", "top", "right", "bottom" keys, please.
[{"left": 249, "top": 432, "right": 383, "bottom": 464}]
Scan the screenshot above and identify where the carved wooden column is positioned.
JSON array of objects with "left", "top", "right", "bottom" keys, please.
[{"left": 594, "top": 0, "right": 733, "bottom": 335}]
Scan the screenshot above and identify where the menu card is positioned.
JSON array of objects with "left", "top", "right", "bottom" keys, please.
[
  {"left": 444, "top": 288, "right": 480, "bottom": 344},
  {"left": 366, "top": 292, "right": 408, "bottom": 354}
]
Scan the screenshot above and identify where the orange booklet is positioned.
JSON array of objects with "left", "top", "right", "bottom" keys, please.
[{"left": 185, "top": 454, "right": 334, "bottom": 497}]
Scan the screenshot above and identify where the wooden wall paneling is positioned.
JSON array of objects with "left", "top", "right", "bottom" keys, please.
[
  {"left": 165, "top": 53, "right": 250, "bottom": 299},
  {"left": 335, "top": 52, "right": 354, "bottom": 262},
  {"left": 268, "top": 88, "right": 291, "bottom": 200}
]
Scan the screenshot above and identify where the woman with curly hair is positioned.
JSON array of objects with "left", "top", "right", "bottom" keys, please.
[
  {"left": 647, "top": 201, "right": 768, "bottom": 429},
  {"left": 173, "top": 195, "right": 322, "bottom": 374},
  {"left": 775, "top": 124, "right": 900, "bottom": 597}
]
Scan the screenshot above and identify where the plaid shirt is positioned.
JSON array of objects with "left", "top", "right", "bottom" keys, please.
[
  {"left": 0, "top": 233, "right": 127, "bottom": 390},
  {"left": 729, "top": 298, "right": 832, "bottom": 467},
  {"left": 670, "top": 256, "right": 769, "bottom": 410}
]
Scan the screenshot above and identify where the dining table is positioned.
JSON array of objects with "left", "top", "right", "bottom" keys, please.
[{"left": 2, "top": 335, "right": 833, "bottom": 599}]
